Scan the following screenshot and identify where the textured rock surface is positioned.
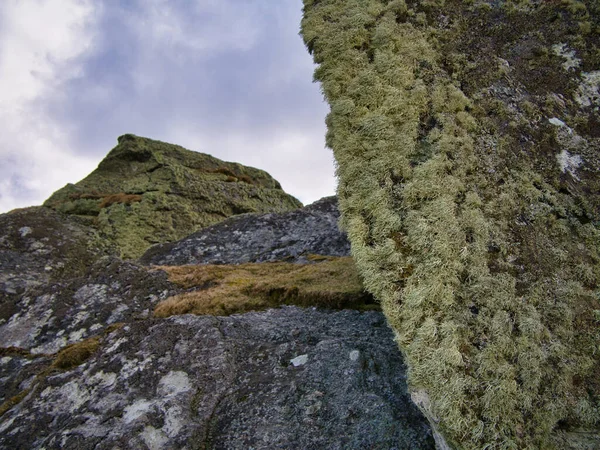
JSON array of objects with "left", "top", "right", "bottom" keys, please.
[
  {"left": 0, "top": 207, "right": 114, "bottom": 298},
  {"left": 0, "top": 192, "right": 435, "bottom": 448},
  {"left": 0, "top": 257, "right": 176, "bottom": 354},
  {"left": 0, "top": 308, "right": 435, "bottom": 450},
  {"left": 140, "top": 196, "right": 350, "bottom": 266},
  {"left": 301, "top": 1, "right": 600, "bottom": 448},
  {"left": 44, "top": 134, "right": 302, "bottom": 259}
]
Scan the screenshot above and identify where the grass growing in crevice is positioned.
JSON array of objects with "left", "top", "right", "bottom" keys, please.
[
  {"left": 0, "top": 390, "right": 30, "bottom": 418},
  {"left": 153, "top": 256, "right": 377, "bottom": 317},
  {"left": 0, "top": 333, "right": 111, "bottom": 418},
  {"left": 51, "top": 336, "right": 101, "bottom": 370}
]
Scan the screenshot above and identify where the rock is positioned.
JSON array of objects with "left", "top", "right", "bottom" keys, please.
[
  {"left": 0, "top": 307, "right": 435, "bottom": 450},
  {"left": 0, "top": 257, "right": 176, "bottom": 354},
  {"left": 0, "top": 206, "right": 115, "bottom": 321},
  {"left": 301, "top": 1, "right": 600, "bottom": 448},
  {"left": 140, "top": 196, "right": 350, "bottom": 265},
  {"left": 0, "top": 137, "right": 434, "bottom": 448},
  {"left": 44, "top": 134, "right": 302, "bottom": 259}
]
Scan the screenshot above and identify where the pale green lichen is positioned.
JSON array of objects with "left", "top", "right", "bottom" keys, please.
[{"left": 301, "top": 0, "right": 600, "bottom": 448}]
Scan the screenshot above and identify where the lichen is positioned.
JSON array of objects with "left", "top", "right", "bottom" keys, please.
[{"left": 301, "top": 0, "right": 600, "bottom": 448}]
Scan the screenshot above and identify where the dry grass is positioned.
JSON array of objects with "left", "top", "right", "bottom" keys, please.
[
  {"left": 0, "top": 390, "right": 30, "bottom": 418},
  {"left": 51, "top": 336, "right": 101, "bottom": 370},
  {"left": 208, "top": 167, "right": 256, "bottom": 185},
  {"left": 99, "top": 193, "right": 143, "bottom": 209},
  {"left": 0, "top": 347, "right": 38, "bottom": 359},
  {"left": 153, "top": 256, "right": 376, "bottom": 317}
]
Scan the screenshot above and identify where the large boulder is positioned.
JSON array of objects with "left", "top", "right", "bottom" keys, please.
[
  {"left": 44, "top": 134, "right": 302, "bottom": 259},
  {"left": 140, "top": 196, "right": 350, "bottom": 266},
  {"left": 0, "top": 308, "right": 434, "bottom": 450},
  {"left": 301, "top": 1, "right": 600, "bottom": 448}
]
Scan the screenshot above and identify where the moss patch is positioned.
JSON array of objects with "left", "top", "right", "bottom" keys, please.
[
  {"left": 0, "top": 390, "right": 30, "bottom": 418},
  {"left": 51, "top": 336, "right": 101, "bottom": 370},
  {"left": 153, "top": 257, "right": 376, "bottom": 317}
]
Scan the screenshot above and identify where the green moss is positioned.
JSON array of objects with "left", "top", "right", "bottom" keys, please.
[
  {"left": 302, "top": 0, "right": 600, "bottom": 448},
  {"left": 44, "top": 135, "right": 302, "bottom": 259}
]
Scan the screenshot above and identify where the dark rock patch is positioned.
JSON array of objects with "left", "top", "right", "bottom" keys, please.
[
  {"left": 141, "top": 196, "right": 350, "bottom": 266},
  {"left": 0, "top": 307, "right": 434, "bottom": 450}
]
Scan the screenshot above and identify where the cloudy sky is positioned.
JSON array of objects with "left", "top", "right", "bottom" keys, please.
[{"left": 0, "top": 0, "right": 333, "bottom": 213}]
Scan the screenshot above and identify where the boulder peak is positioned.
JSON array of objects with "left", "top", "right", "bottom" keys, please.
[{"left": 43, "top": 135, "right": 302, "bottom": 259}]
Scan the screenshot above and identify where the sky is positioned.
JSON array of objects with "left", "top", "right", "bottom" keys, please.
[{"left": 0, "top": 0, "right": 334, "bottom": 213}]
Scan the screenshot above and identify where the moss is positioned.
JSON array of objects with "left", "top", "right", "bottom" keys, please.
[
  {"left": 0, "top": 347, "right": 38, "bottom": 359},
  {"left": 153, "top": 257, "right": 376, "bottom": 317},
  {"left": 302, "top": 0, "right": 600, "bottom": 448},
  {"left": 51, "top": 336, "right": 101, "bottom": 370},
  {"left": 44, "top": 135, "right": 302, "bottom": 259},
  {"left": 0, "top": 390, "right": 30, "bottom": 418}
]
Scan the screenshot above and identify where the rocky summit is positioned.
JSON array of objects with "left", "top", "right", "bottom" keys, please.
[
  {"left": 44, "top": 134, "right": 302, "bottom": 259},
  {"left": 0, "top": 143, "right": 435, "bottom": 449}
]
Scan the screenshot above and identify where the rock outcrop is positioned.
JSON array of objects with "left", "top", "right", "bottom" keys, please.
[
  {"left": 0, "top": 308, "right": 434, "bottom": 450},
  {"left": 44, "top": 134, "right": 302, "bottom": 259},
  {"left": 1, "top": 180, "right": 435, "bottom": 447},
  {"left": 0, "top": 206, "right": 115, "bottom": 317},
  {"left": 140, "top": 196, "right": 350, "bottom": 266},
  {"left": 301, "top": 1, "right": 600, "bottom": 449}
]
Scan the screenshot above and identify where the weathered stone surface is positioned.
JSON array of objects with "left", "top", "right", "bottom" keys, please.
[
  {"left": 140, "top": 196, "right": 350, "bottom": 266},
  {"left": 0, "top": 307, "right": 435, "bottom": 450},
  {"left": 44, "top": 134, "right": 302, "bottom": 259},
  {"left": 0, "top": 206, "right": 114, "bottom": 297},
  {"left": 0, "top": 257, "right": 176, "bottom": 355}
]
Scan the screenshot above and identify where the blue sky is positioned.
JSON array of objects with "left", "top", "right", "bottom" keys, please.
[{"left": 0, "top": 0, "right": 333, "bottom": 213}]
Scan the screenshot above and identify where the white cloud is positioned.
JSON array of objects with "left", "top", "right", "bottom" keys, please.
[
  {"left": 163, "top": 123, "right": 336, "bottom": 206},
  {"left": 0, "top": 0, "right": 99, "bottom": 212},
  {"left": 131, "top": 0, "right": 264, "bottom": 56}
]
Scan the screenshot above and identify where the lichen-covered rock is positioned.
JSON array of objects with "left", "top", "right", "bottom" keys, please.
[
  {"left": 0, "top": 307, "right": 435, "bottom": 450},
  {"left": 0, "top": 206, "right": 116, "bottom": 324},
  {"left": 44, "top": 134, "right": 302, "bottom": 259},
  {"left": 0, "top": 256, "right": 176, "bottom": 355},
  {"left": 140, "top": 196, "right": 350, "bottom": 266},
  {"left": 301, "top": 1, "right": 600, "bottom": 448}
]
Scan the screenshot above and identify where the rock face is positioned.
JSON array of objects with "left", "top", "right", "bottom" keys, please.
[
  {"left": 0, "top": 190, "right": 435, "bottom": 448},
  {"left": 301, "top": 1, "right": 600, "bottom": 449},
  {"left": 44, "top": 134, "right": 302, "bottom": 259},
  {"left": 0, "top": 207, "right": 114, "bottom": 297},
  {"left": 140, "top": 196, "right": 350, "bottom": 265},
  {"left": 0, "top": 308, "right": 434, "bottom": 450}
]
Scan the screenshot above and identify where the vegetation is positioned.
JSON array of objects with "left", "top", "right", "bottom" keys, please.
[
  {"left": 0, "top": 334, "right": 104, "bottom": 417},
  {"left": 43, "top": 134, "right": 302, "bottom": 259},
  {"left": 51, "top": 336, "right": 101, "bottom": 370},
  {"left": 98, "top": 193, "right": 143, "bottom": 209},
  {"left": 153, "top": 256, "right": 376, "bottom": 317},
  {"left": 301, "top": 0, "right": 600, "bottom": 448}
]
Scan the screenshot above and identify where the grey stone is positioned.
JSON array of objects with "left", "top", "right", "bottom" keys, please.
[
  {"left": 0, "top": 307, "right": 434, "bottom": 450},
  {"left": 140, "top": 196, "right": 350, "bottom": 266}
]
